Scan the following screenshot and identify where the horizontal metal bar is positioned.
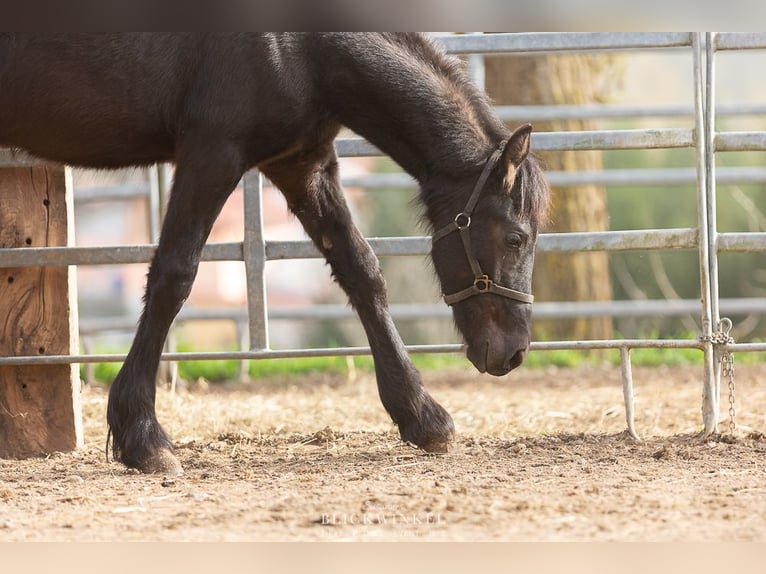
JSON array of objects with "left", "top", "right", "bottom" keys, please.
[
  {"left": 536, "top": 297, "right": 766, "bottom": 319},
  {"left": 531, "top": 339, "right": 703, "bottom": 351},
  {"left": 714, "top": 132, "right": 766, "bottom": 151},
  {"left": 0, "top": 245, "right": 157, "bottom": 266},
  {"left": 74, "top": 182, "right": 150, "bottom": 203},
  {"left": 0, "top": 338, "right": 706, "bottom": 366},
  {"left": 717, "top": 232, "right": 766, "bottom": 252},
  {"left": 539, "top": 228, "right": 698, "bottom": 252},
  {"left": 268, "top": 229, "right": 700, "bottom": 261},
  {"left": 336, "top": 129, "right": 695, "bottom": 157},
  {"left": 728, "top": 343, "right": 766, "bottom": 352},
  {"left": 79, "top": 296, "right": 766, "bottom": 340},
  {"left": 0, "top": 237, "right": 428, "bottom": 267},
  {"left": 0, "top": 345, "right": 462, "bottom": 365},
  {"left": 333, "top": 139, "right": 381, "bottom": 157},
  {"left": 265, "top": 237, "right": 432, "bottom": 260},
  {"left": 435, "top": 32, "right": 692, "bottom": 55},
  {"left": 0, "top": 129, "right": 705, "bottom": 172},
  {"left": 342, "top": 166, "right": 766, "bottom": 190},
  {"left": 534, "top": 129, "right": 694, "bottom": 151},
  {"left": 498, "top": 104, "right": 693, "bottom": 122},
  {"left": 269, "top": 304, "right": 437, "bottom": 321},
  {"left": 713, "top": 33, "right": 766, "bottom": 51},
  {"left": 712, "top": 167, "right": 766, "bottom": 184},
  {"left": 79, "top": 307, "right": 250, "bottom": 334},
  {"left": 0, "top": 242, "right": 243, "bottom": 268},
  {"left": 341, "top": 173, "right": 417, "bottom": 189},
  {"left": 495, "top": 103, "right": 766, "bottom": 122},
  {"left": 247, "top": 297, "right": 766, "bottom": 322},
  {"left": 547, "top": 166, "right": 766, "bottom": 187},
  {"left": 260, "top": 241, "right": 321, "bottom": 261},
  {"left": 1, "top": 226, "right": 703, "bottom": 268}
]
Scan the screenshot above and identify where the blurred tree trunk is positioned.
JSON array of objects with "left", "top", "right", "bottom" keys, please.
[{"left": 485, "top": 53, "right": 619, "bottom": 340}]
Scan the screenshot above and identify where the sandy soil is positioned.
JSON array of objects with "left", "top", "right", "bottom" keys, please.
[{"left": 2, "top": 362, "right": 766, "bottom": 541}]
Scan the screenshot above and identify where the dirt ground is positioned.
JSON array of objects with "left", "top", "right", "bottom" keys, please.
[{"left": 2, "top": 361, "right": 766, "bottom": 542}]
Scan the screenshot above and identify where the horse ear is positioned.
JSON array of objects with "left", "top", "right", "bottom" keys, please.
[{"left": 503, "top": 123, "right": 533, "bottom": 167}]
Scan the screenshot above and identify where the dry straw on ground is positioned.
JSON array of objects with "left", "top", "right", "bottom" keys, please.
[{"left": 2, "top": 363, "right": 766, "bottom": 541}]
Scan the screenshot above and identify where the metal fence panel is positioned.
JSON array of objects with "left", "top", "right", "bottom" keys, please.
[{"left": 2, "top": 32, "right": 765, "bottom": 437}]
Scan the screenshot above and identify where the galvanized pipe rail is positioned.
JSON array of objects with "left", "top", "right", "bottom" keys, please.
[
  {"left": 2, "top": 32, "right": 765, "bottom": 440},
  {"left": 344, "top": 166, "right": 766, "bottom": 189},
  {"left": 0, "top": 228, "right": 704, "bottom": 268},
  {"left": 77, "top": 297, "right": 766, "bottom": 329},
  {"left": 434, "top": 32, "right": 694, "bottom": 54},
  {"left": 494, "top": 102, "right": 766, "bottom": 122},
  {"left": 0, "top": 338, "right": 706, "bottom": 367}
]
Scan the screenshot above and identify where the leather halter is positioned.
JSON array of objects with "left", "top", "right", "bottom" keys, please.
[{"left": 432, "top": 141, "right": 534, "bottom": 306}]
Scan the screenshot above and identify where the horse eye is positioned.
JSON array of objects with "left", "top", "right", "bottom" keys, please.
[{"left": 505, "top": 232, "right": 523, "bottom": 249}]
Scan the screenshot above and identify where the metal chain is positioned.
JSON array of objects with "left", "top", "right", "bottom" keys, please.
[
  {"left": 703, "top": 318, "right": 736, "bottom": 434},
  {"left": 723, "top": 349, "right": 736, "bottom": 435}
]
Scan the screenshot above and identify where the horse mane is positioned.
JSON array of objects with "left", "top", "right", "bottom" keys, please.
[
  {"left": 390, "top": 34, "right": 507, "bottom": 158},
  {"left": 386, "top": 34, "right": 550, "bottom": 227}
]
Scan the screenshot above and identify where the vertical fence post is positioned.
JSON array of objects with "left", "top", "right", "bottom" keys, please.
[
  {"left": 700, "top": 33, "right": 722, "bottom": 434},
  {"left": 0, "top": 165, "right": 83, "bottom": 457},
  {"left": 243, "top": 170, "right": 269, "bottom": 377},
  {"left": 619, "top": 346, "right": 640, "bottom": 440},
  {"left": 147, "top": 165, "right": 162, "bottom": 244},
  {"left": 703, "top": 32, "right": 721, "bottom": 434},
  {"left": 466, "top": 32, "right": 486, "bottom": 89}
]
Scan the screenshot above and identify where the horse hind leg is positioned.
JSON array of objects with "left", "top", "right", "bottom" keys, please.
[
  {"left": 262, "top": 150, "right": 455, "bottom": 453},
  {"left": 107, "top": 140, "right": 245, "bottom": 474}
]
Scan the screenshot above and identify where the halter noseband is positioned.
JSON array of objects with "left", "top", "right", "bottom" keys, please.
[{"left": 432, "top": 141, "right": 534, "bottom": 307}]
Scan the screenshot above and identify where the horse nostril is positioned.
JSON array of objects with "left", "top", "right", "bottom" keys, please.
[{"left": 506, "top": 349, "right": 526, "bottom": 372}]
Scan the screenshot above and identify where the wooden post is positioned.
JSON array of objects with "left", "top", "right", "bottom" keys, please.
[{"left": 0, "top": 165, "right": 82, "bottom": 458}]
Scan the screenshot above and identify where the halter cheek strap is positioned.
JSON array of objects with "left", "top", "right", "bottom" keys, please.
[{"left": 432, "top": 141, "right": 534, "bottom": 306}]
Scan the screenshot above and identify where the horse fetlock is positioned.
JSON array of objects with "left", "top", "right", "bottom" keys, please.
[{"left": 108, "top": 414, "right": 183, "bottom": 475}]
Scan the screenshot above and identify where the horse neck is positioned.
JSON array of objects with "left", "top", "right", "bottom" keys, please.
[{"left": 318, "top": 34, "right": 506, "bottom": 183}]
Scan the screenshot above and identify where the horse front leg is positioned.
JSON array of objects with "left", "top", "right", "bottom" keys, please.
[
  {"left": 263, "top": 151, "right": 454, "bottom": 452},
  {"left": 107, "top": 141, "right": 245, "bottom": 474}
]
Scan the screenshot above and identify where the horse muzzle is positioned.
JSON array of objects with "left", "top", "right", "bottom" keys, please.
[{"left": 466, "top": 336, "right": 529, "bottom": 376}]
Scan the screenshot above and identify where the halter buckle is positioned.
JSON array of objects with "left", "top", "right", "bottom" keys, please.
[{"left": 474, "top": 275, "right": 491, "bottom": 292}]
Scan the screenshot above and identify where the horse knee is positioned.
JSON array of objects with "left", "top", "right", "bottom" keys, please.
[
  {"left": 335, "top": 248, "right": 388, "bottom": 305},
  {"left": 146, "top": 259, "right": 197, "bottom": 309}
]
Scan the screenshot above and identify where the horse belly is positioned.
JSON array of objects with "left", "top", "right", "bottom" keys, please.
[
  {"left": 10, "top": 126, "right": 175, "bottom": 168},
  {"left": 0, "top": 90, "right": 176, "bottom": 169},
  {"left": 0, "top": 120, "right": 175, "bottom": 168},
  {"left": 0, "top": 34, "right": 180, "bottom": 168}
]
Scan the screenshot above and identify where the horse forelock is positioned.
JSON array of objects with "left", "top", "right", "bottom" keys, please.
[{"left": 509, "top": 153, "right": 551, "bottom": 228}]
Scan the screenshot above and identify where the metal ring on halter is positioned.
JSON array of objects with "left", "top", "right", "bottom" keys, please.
[{"left": 454, "top": 212, "right": 471, "bottom": 230}]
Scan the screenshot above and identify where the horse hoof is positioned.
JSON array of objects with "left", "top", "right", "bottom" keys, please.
[
  {"left": 137, "top": 448, "right": 184, "bottom": 475},
  {"left": 399, "top": 402, "right": 455, "bottom": 454},
  {"left": 415, "top": 436, "right": 452, "bottom": 454}
]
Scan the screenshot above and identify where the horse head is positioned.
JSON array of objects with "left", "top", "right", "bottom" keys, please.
[{"left": 427, "top": 124, "right": 550, "bottom": 376}]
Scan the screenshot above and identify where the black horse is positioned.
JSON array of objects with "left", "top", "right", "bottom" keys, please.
[{"left": 0, "top": 33, "right": 549, "bottom": 474}]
